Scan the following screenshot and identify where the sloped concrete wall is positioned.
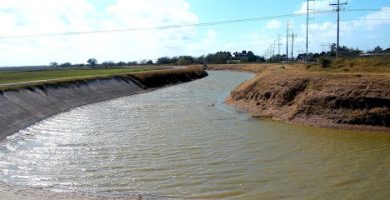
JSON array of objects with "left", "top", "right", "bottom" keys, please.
[
  {"left": 0, "top": 67, "right": 208, "bottom": 141},
  {"left": 0, "top": 77, "right": 144, "bottom": 141}
]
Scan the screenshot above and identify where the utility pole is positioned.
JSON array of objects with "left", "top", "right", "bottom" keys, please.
[
  {"left": 306, "top": 0, "right": 315, "bottom": 63},
  {"left": 286, "top": 21, "right": 292, "bottom": 62},
  {"left": 291, "top": 33, "right": 297, "bottom": 61},
  {"left": 330, "top": 0, "right": 347, "bottom": 57},
  {"left": 263, "top": 50, "right": 267, "bottom": 60},
  {"left": 278, "top": 34, "right": 283, "bottom": 62},
  {"left": 273, "top": 40, "right": 276, "bottom": 57},
  {"left": 267, "top": 46, "right": 271, "bottom": 60}
]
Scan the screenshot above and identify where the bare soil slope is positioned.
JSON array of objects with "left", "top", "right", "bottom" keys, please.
[{"left": 225, "top": 66, "right": 390, "bottom": 130}]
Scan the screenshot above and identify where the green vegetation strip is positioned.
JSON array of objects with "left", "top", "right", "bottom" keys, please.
[
  {"left": 0, "top": 67, "right": 159, "bottom": 84},
  {"left": 0, "top": 67, "right": 160, "bottom": 91}
]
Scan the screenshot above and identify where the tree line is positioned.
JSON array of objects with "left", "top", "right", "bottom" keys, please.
[
  {"left": 49, "top": 45, "right": 388, "bottom": 68},
  {"left": 157, "top": 51, "right": 265, "bottom": 65},
  {"left": 295, "top": 44, "right": 388, "bottom": 62},
  {"left": 49, "top": 58, "right": 152, "bottom": 68}
]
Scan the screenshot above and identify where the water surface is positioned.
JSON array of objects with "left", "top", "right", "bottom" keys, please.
[{"left": 1, "top": 71, "right": 389, "bottom": 199}]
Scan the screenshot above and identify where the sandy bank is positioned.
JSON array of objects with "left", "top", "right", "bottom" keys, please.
[
  {"left": 225, "top": 66, "right": 390, "bottom": 131},
  {"left": 0, "top": 67, "right": 207, "bottom": 141}
]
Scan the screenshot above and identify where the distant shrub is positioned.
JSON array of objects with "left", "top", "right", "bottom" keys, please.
[{"left": 319, "top": 57, "right": 331, "bottom": 68}]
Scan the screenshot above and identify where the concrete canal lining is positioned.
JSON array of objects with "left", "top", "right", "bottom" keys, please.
[{"left": 0, "top": 67, "right": 208, "bottom": 141}]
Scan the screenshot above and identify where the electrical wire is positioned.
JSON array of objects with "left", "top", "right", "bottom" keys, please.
[
  {"left": 342, "top": 18, "right": 390, "bottom": 21},
  {"left": 0, "top": 8, "right": 383, "bottom": 39}
]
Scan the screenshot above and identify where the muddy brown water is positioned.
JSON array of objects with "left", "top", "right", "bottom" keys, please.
[{"left": 0, "top": 71, "right": 389, "bottom": 199}]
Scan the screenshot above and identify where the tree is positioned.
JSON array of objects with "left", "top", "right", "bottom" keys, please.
[
  {"left": 146, "top": 60, "right": 153, "bottom": 65},
  {"left": 338, "top": 46, "right": 362, "bottom": 57},
  {"left": 50, "top": 62, "right": 58, "bottom": 67},
  {"left": 257, "top": 56, "right": 266, "bottom": 62},
  {"left": 127, "top": 61, "right": 138, "bottom": 65},
  {"left": 197, "top": 55, "right": 205, "bottom": 64},
  {"left": 59, "top": 62, "right": 72, "bottom": 68},
  {"left": 116, "top": 61, "right": 127, "bottom": 66},
  {"left": 205, "top": 51, "right": 232, "bottom": 64},
  {"left": 177, "top": 56, "right": 194, "bottom": 65},
  {"left": 157, "top": 57, "right": 172, "bottom": 65},
  {"left": 324, "top": 43, "right": 362, "bottom": 58},
  {"left": 246, "top": 51, "right": 257, "bottom": 62},
  {"left": 102, "top": 61, "right": 115, "bottom": 68},
  {"left": 232, "top": 50, "right": 262, "bottom": 63},
  {"left": 87, "top": 58, "right": 98, "bottom": 66},
  {"left": 329, "top": 43, "right": 337, "bottom": 57},
  {"left": 370, "top": 46, "right": 383, "bottom": 54}
]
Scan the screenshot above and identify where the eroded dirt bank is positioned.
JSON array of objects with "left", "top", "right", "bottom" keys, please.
[
  {"left": 223, "top": 66, "right": 389, "bottom": 131},
  {"left": 0, "top": 67, "right": 207, "bottom": 141}
]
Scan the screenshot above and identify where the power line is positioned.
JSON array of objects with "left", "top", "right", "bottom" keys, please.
[
  {"left": 277, "top": 34, "right": 283, "bottom": 61},
  {"left": 291, "top": 33, "right": 297, "bottom": 60},
  {"left": 306, "top": 0, "right": 315, "bottom": 63},
  {"left": 273, "top": 40, "right": 276, "bottom": 57},
  {"left": 0, "top": 8, "right": 381, "bottom": 39},
  {"left": 286, "top": 21, "right": 292, "bottom": 62},
  {"left": 330, "top": 0, "right": 348, "bottom": 57},
  {"left": 342, "top": 18, "right": 390, "bottom": 21},
  {"left": 320, "top": 43, "right": 332, "bottom": 52}
]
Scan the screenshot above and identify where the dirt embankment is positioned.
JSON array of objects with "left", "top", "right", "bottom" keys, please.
[
  {"left": 0, "top": 67, "right": 207, "bottom": 141},
  {"left": 223, "top": 65, "right": 390, "bottom": 131},
  {"left": 130, "top": 66, "right": 208, "bottom": 88}
]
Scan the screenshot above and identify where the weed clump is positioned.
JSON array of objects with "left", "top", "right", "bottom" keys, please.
[{"left": 319, "top": 57, "right": 331, "bottom": 68}]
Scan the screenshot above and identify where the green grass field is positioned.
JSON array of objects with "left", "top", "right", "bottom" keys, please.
[{"left": 0, "top": 67, "right": 158, "bottom": 84}]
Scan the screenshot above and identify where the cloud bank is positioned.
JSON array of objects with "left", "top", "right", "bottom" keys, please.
[{"left": 0, "top": 0, "right": 200, "bottom": 66}]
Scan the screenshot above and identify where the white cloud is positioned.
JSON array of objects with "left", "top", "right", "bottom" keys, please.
[
  {"left": 0, "top": 0, "right": 94, "bottom": 36},
  {"left": 244, "top": 30, "right": 276, "bottom": 56},
  {"left": 1, "top": 1, "right": 389, "bottom": 66},
  {"left": 0, "top": 0, "right": 199, "bottom": 66},
  {"left": 353, "top": 7, "right": 390, "bottom": 30},
  {"left": 187, "top": 29, "right": 219, "bottom": 54},
  {"left": 266, "top": 20, "right": 282, "bottom": 29},
  {"left": 295, "top": 0, "right": 333, "bottom": 14}
]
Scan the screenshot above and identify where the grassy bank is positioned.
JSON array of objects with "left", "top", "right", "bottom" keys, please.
[
  {"left": 205, "top": 56, "right": 390, "bottom": 74},
  {"left": 0, "top": 66, "right": 207, "bottom": 91},
  {"left": 0, "top": 67, "right": 158, "bottom": 85},
  {"left": 308, "top": 56, "right": 390, "bottom": 73}
]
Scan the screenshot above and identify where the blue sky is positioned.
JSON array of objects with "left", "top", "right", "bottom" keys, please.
[
  {"left": 188, "top": 0, "right": 390, "bottom": 55},
  {"left": 0, "top": 0, "right": 389, "bottom": 66}
]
